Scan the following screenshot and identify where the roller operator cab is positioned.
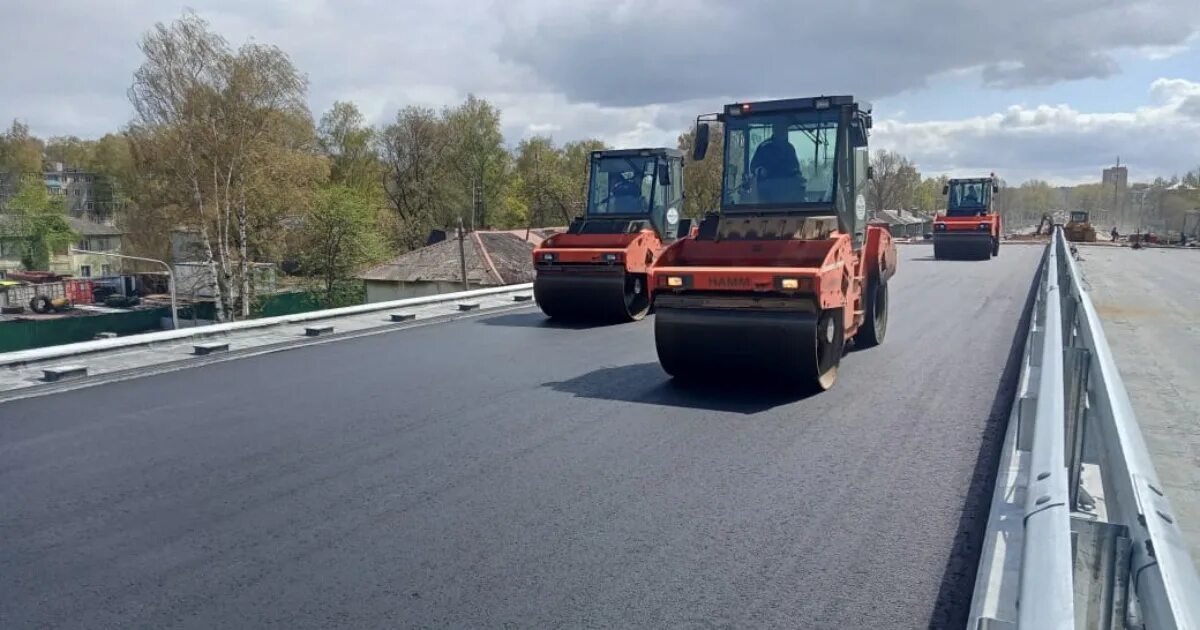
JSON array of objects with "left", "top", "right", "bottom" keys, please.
[
  {"left": 933, "top": 176, "right": 1003, "bottom": 260},
  {"left": 533, "top": 148, "right": 687, "bottom": 322},
  {"left": 649, "top": 96, "right": 898, "bottom": 391}
]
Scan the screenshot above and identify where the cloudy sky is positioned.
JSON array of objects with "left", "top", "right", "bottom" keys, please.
[{"left": 2, "top": 0, "right": 1198, "bottom": 184}]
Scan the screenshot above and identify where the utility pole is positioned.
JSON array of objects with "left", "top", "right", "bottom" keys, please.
[
  {"left": 457, "top": 216, "right": 469, "bottom": 291},
  {"left": 471, "top": 177, "right": 484, "bottom": 231}
]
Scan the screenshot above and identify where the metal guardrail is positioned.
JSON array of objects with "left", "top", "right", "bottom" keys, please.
[
  {"left": 0, "top": 283, "right": 534, "bottom": 368},
  {"left": 1020, "top": 230, "right": 1075, "bottom": 628},
  {"left": 980, "top": 227, "right": 1200, "bottom": 629}
]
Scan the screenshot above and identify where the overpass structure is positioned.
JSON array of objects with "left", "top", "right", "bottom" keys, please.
[{"left": 0, "top": 231, "right": 1196, "bottom": 628}]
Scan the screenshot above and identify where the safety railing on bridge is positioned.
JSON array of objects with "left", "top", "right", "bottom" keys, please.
[{"left": 972, "top": 227, "right": 1200, "bottom": 629}]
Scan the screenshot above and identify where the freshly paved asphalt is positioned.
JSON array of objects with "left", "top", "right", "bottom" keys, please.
[{"left": 0, "top": 245, "right": 1042, "bottom": 629}]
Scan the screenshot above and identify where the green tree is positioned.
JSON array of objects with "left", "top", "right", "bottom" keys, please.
[
  {"left": 677, "top": 124, "right": 723, "bottom": 218},
  {"left": 44, "top": 136, "right": 95, "bottom": 167},
  {"left": 299, "top": 185, "right": 385, "bottom": 307},
  {"left": 128, "top": 11, "right": 322, "bottom": 321},
  {"left": 560, "top": 138, "right": 607, "bottom": 217},
  {"left": 2, "top": 180, "right": 78, "bottom": 270},
  {"left": 378, "top": 105, "right": 454, "bottom": 247},
  {"left": 1069, "top": 183, "right": 1110, "bottom": 217},
  {"left": 1015, "top": 180, "right": 1056, "bottom": 223},
  {"left": 496, "top": 175, "right": 530, "bottom": 229},
  {"left": 914, "top": 175, "right": 948, "bottom": 215},
  {"left": 318, "top": 101, "right": 379, "bottom": 191},
  {"left": 90, "top": 133, "right": 139, "bottom": 218},
  {"left": 443, "top": 94, "right": 508, "bottom": 229},
  {"left": 513, "top": 136, "right": 568, "bottom": 227},
  {"left": 0, "top": 120, "right": 44, "bottom": 174},
  {"left": 867, "top": 150, "right": 920, "bottom": 213}
]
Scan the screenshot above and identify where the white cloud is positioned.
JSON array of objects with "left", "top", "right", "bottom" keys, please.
[
  {"left": 496, "top": 0, "right": 1200, "bottom": 106},
  {"left": 873, "top": 79, "right": 1200, "bottom": 184},
  {"left": 0, "top": 1, "right": 1198, "bottom": 184}
]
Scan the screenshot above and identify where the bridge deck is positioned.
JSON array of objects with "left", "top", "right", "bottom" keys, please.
[
  {"left": 1079, "top": 245, "right": 1200, "bottom": 564},
  {"left": 0, "top": 246, "right": 1040, "bottom": 628}
]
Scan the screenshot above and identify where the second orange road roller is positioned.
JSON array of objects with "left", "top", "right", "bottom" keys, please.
[
  {"left": 649, "top": 95, "right": 897, "bottom": 391},
  {"left": 933, "top": 175, "right": 1003, "bottom": 260},
  {"left": 533, "top": 148, "right": 688, "bottom": 322}
]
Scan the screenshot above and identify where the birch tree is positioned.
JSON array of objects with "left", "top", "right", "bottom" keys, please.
[
  {"left": 127, "top": 11, "right": 316, "bottom": 321},
  {"left": 867, "top": 150, "right": 920, "bottom": 213}
]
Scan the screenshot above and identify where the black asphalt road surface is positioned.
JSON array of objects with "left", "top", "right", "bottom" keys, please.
[{"left": 0, "top": 245, "right": 1042, "bottom": 629}]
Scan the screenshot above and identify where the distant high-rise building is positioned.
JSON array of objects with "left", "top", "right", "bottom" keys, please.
[
  {"left": 1102, "top": 159, "right": 1129, "bottom": 225},
  {"left": 1102, "top": 162, "right": 1128, "bottom": 191}
]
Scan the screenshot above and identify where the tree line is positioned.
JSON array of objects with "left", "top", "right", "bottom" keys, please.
[{"left": 1, "top": 13, "right": 615, "bottom": 320}]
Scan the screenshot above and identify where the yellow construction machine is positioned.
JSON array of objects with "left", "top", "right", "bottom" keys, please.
[{"left": 1064, "top": 210, "right": 1097, "bottom": 242}]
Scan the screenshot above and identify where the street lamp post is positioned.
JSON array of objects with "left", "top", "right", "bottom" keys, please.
[{"left": 69, "top": 248, "right": 178, "bottom": 330}]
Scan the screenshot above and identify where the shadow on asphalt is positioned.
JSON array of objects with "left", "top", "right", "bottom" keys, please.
[
  {"left": 908, "top": 256, "right": 993, "bottom": 262},
  {"left": 925, "top": 244, "right": 1044, "bottom": 628},
  {"left": 476, "top": 310, "right": 627, "bottom": 330},
  {"left": 543, "top": 362, "right": 817, "bottom": 415}
]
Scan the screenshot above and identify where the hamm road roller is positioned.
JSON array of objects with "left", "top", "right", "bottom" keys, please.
[
  {"left": 533, "top": 148, "right": 688, "bottom": 322},
  {"left": 933, "top": 175, "right": 1003, "bottom": 260},
  {"left": 649, "top": 95, "right": 897, "bottom": 391}
]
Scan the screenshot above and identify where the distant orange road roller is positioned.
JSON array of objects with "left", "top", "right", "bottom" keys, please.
[{"left": 933, "top": 174, "right": 1003, "bottom": 260}]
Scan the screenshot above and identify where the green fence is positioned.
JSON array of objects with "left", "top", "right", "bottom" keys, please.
[
  {"left": 257, "top": 291, "right": 324, "bottom": 317},
  {"left": 0, "top": 307, "right": 170, "bottom": 353}
]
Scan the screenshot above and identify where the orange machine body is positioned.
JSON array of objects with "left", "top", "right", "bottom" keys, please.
[
  {"left": 650, "top": 224, "right": 895, "bottom": 340},
  {"left": 533, "top": 228, "right": 663, "bottom": 275},
  {"left": 933, "top": 174, "right": 1003, "bottom": 259}
]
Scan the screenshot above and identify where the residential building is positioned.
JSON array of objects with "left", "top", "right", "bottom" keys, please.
[
  {"left": 358, "top": 230, "right": 544, "bottom": 303},
  {"left": 0, "top": 163, "right": 122, "bottom": 224},
  {"left": 0, "top": 215, "right": 123, "bottom": 278},
  {"left": 170, "top": 228, "right": 278, "bottom": 300},
  {"left": 1103, "top": 161, "right": 1129, "bottom": 222},
  {"left": 1101, "top": 163, "right": 1128, "bottom": 191}
]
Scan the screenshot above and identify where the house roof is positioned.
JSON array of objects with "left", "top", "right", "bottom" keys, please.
[
  {"left": 358, "top": 230, "right": 537, "bottom": 285},
  {"left": 874, "top": 210, "right": 929, "bottom": 226},
  {"left": 67, "top": 217, "right": 123, "bottom": 236},
  {"left": 487, "top": 227, "right": 564, "bottom": 247}
]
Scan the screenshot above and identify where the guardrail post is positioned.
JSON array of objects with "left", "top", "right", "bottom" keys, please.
[{"left": 1064, "top": 346, "right": 1091, "bottom": 511}]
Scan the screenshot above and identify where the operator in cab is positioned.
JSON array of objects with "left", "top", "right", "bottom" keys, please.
[
  {"left": 610, "top": 171, "right": 644, "bottom": 214},
  {"left": 749, "top": 122, "right": 807, "bottom": 203}
]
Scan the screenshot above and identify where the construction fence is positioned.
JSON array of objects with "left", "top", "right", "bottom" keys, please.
[{"left": 0, "top": 307, "right": 170, "bottom": 353}]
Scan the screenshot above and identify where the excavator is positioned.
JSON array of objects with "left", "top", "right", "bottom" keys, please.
[
  {"left": 649, "top": 95, "right": 897, "bottom": 391},
  {"left": 1063, "top": 210, "right": 1097, "bottom": 242},
  {"left": 1035, "top": 213, "right": 1055, "bottom": 236},
  {"left": 933, "top": 175, "right": 1002, "bottom": 260},
  {"left": 533, "top": 148, "right": 687, "bottom": 322}
]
